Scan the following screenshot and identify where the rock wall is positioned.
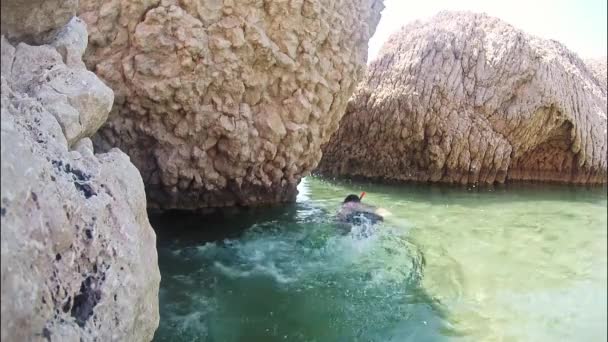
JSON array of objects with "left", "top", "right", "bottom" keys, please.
[
  {"left": 1, "top": 0, "right": 77, "bottom": 42},
  {"left": 585, "top": 57, "right": 607, "bottom": 93},
  {"left": 1, "top": 5, "right": 160, "bottom": 341},
  {"left": 318, "top": 11, "right": 607, "bottom": 185},
  {"left": 78, "top": 0, "right": 384, "bottom": 210}
]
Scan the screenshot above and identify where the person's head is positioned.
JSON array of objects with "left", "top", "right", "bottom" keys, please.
[{"left": 343, "top": 194, "right": 361, "bottom": 204}]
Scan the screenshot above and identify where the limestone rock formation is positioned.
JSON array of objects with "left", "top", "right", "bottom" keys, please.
[
  {"left": 318, "top": 11, "right": 607, "bottom": 184},
  {"left": 1, "top": 13, "right": 160, "bottom": 342},
  {"left": 584, "top": 57, "right": 607, "bottom": 93},
  {"left": 0, "top": 0, "right": 78, "bottom": 42},
  {"left": 78, "top": 0, "right": 384, "bottom": 209}
]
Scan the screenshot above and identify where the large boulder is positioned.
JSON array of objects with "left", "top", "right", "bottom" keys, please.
[
  {"left": 0, "top": 16, "right": 160, "bottom": 342},
  {"left": 0, "top": 0, "right": 78, "bottom": 42},
  {"left": 585, "top": 57, "right": 607, "bottom": 93},
  {"left": 78, "top": 0, "right": 384, "bottom": 209},
  {"left": 318, "top": 11, "right": 607, "bottom": 184}
]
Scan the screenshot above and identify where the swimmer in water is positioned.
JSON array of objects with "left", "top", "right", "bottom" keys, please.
[{"left": 336, "top": 192, "right": 391, "bottom": 225}]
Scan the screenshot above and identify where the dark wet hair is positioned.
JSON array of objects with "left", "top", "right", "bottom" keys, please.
[{"left": 343, "top": 194, "right": 361, "bottom": 203}]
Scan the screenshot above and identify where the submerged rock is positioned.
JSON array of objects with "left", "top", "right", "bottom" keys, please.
[
  {"left": 78, "top": 0, "right": 384, "bottom": 209},
  {"left": 318, "top": 11, "right": 607, "bottom": 185},
  {"left": 0, "top": 11, "right": 160, "bottom": 342}
]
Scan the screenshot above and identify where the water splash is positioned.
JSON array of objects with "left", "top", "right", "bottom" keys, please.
[{"left": 154, "top": 178, "right": 607, "bottom": 342}]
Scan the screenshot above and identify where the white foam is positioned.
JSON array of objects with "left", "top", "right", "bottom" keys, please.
[
  {"left": 202, "top": 210, "right": 418, "bottom": 292},
  {"left": 252, "top": 263, "right": 296, "bottom": 284},
  {"left": 166, "top": 310, "right": 208, "bottom": 337},
  {"left": 171, "top": 274, "right": 195, "bottom": 285},
  {"left": 213, "top": 261, "right": 253, "bottom": 278},
  {"left": 213, "top": 261, "right": 296, "bottom": 284},
  {"left": 296, "top": 177, "right": 311, "bottom": 202},
  {"left": 195, "top": 242, "right": 217, "bottom": 253}
]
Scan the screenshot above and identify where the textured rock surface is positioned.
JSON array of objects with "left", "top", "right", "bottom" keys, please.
[
  {"left": 6, "top": 18, "right": 114, "bottom": 147},
  {"left": 0, "top": 0, "right": 78, "bottom": 42},
  {"left": 318, "top": 12, "right": 607, "bottom": 184},
  {"left": 1, "top": 18, "right": 160, "bottom": 342},
  {"left": 585, "top": 57, "right": 607, "bottom": 93},
  {"left": 78, "top": 0, "right": 383, "bottom": 209}
]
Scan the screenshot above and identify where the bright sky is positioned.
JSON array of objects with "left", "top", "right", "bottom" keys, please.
[{"left": 368, "top": 0, "right": 608, "bottom": 62}]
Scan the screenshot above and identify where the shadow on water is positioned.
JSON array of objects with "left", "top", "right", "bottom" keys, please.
[
  {"left": 151, "top": 199, "right": 452, "bottom": 342},
  {"left": 150, "top": 206, "right": 294, "bottom": 247},
  {"left": 150, "top": 202, "right": 337, "bottom": 248}
]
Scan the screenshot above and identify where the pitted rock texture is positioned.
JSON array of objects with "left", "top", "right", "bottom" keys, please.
[
  {"left": 318, "top": 11, "right": 607, "bottom": 185},
  {"left": 584, "top": 57, "right": 607, "bottom": 93},
  {"left": 1, "top": 20, "right": 160, "bottom": 342},
  {"left": 0, "top": 0, "right": 77, "bottom": 42},
  {"left": 4, "top": 18, "right": 114, "bottom": 147},
  {"left": 78, "top": 0, "right": 384, "bottom": 209}
]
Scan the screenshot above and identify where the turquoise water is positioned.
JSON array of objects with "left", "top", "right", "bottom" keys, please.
[{"left": 152, "top": 177, "right": 607, "bottom": 342}]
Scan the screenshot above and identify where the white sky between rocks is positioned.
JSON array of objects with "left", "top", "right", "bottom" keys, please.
[{"left": 368, "top": 0, "right": 608, "bottom": 63}]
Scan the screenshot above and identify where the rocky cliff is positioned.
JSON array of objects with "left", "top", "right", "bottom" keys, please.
[
  {"left": 78, "top": 0, "right": 384, "bottom": 209},
  {"left": 1, "top": 2, "right": 160, "bottom": 340},
  {"left": 318, "top": 11, "right": 607, "bottom": 184},
  {"left": 585, "top": 57, "right": 607, "bottom": 93}
]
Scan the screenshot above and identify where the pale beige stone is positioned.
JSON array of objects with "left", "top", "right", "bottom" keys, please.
[
  {"left": 584, "top": 56, "right": 607, "bottom": 93},
  {"left": 1, "top": 17, "right": 160, "bottom": 342},
  {"left": 0, "top": 0, "right": 77, "bottom": 42},
  {"left": 7, "top": 20, "right": 114, "bottom": 148},
  {"left": 318, "top": 11, "right": 607, "bottom": 185},
  {"left": 79, "top": 0, "right": 384, "bottom": 209}
]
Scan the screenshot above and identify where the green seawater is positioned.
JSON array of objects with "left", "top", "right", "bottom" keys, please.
[{"left": 151, "top": 177, "right": 607, "bottom": 342}]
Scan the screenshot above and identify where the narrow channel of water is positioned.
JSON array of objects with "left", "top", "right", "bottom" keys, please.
[{"left": 152, "top": 177, "right": 607, "bottom": 342}]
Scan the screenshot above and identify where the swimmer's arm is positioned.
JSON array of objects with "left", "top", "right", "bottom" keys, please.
[
  {"left": 357, "top": 204, "right": 391, "bottom": 217},
  {"left": 374, "top": 207, "right": 392, "bottom": 217},
  {"left": 338, "top": 203, "right": 390, "bottom": 217},
  {"left": 336, "top": 207, "right": 350, "bottom": 221}
]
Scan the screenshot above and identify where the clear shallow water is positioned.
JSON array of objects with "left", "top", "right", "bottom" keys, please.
[{"left": 151, "top": 178, "right": 607, "bottom": 342}]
